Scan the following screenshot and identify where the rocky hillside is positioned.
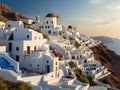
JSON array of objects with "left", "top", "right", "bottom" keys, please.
[
  {"left": 91, "top": 43, "right": 120, "bottom": 89},
  {"left": 0, "top": 3, "right": 11, "bottom": 13},
  {"left": 0, "top": 3, "right": 28, "bottom": 22}
]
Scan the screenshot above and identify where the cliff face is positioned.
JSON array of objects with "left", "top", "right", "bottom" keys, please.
[
  {"left": 91, "top": 43, "right": 120, "bottom": 89},
  {"left": 0, "top": 3, "right": 28, "bottom": 22},
  {"left": 0, "top": 3, "right": 11, "bottom": 13},
  {"left": 1, "top": 12, "right": 28, "bottom": 21}
]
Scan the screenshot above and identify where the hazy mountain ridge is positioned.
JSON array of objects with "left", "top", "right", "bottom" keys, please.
[
  {"left": 93, "top": 36, "right": 120, "bottom": 55},
  {"left": 92, "top": 36, "right": 120, "bottom": 44}
]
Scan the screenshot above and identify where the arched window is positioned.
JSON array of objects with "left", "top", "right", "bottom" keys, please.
[
  {"left": 47, "top": 21, "right": 48, "bottom": 24},
  {"left": 47, "top": 60, "right": 49, "bottom": 63}
]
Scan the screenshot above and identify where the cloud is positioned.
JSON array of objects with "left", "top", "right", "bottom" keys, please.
[
  {"left": 89, "top": 0, "right": 105, "bottom": 4},
  {"left": 106, "top": 3, "right": 120, "bottom": 10},
  {"left": 80, "top": 17, "right": 120, "bottom": 25}
]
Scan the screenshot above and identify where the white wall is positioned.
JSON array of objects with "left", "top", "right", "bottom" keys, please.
[
  {"left": 45, "top": 17, "right": 57, "bottom": 26},
  {"left": 5, "top": 21, "right": 24, "bottom": 29},
  {"left": 14, "top": 28, "right": 32, "bottom": 40},
  {"left": 0, "top": 46, "right": 6, "bottom": 52},
  {"left": 18, "top": 75, "right": 43, "bottom": 86},
  {"left": 0, "top": 70, "right": 19, "bottom": 82}
]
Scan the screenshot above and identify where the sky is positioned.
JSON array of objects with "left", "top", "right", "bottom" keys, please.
[{"left": 1, "top": 0, "right": 120, "bottom": 38}]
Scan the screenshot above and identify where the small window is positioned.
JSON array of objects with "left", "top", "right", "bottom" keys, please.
[
  {"left": 48, "top": 30, "right": 51, "bottom": 34},
  {"left": 16, "top": 55, "right": 19, "bottom": 62},
  {"left": 47, "top": 60, "right": 49, "bottom": 63},
  {"left": 34, "top": 46, "right": 36, "bottom": 51},
  {"left": 47, "top": 21, "right": 48, "bottom": 24},
  {"left": 8, "top": 24, "right": 10, "bottom": 27},
  {"left": 48, "top": 26, "right": 50, "bottom": 28},
  {"left": 37, "top": 64, "right": 39, "bottom": 67},
  {"left": 27, "top": 35, "right": 29, "bottom": 38},
  {"left": 9, "top": 42, "right": 12, "bottom": 51},
  {"left": 16, "top": 47, "right": 19, "bottom": 51},
  {"left": 72, "top": 56, "right": 75, "bottom": 59},
  {"left": 39, "top": 26, "right": 41, "bottom": 28},
  {"left": 54, "top": 32, "right": 56, "bottom": 34},
  {"left": 56, "top": 67, "right": 57, "bottom": 70},
  {"left": 51, "top": 75, "right": 53, "bottom": 78},
  {"left": 42, "top": 26, "right": 44, "bottom": 28},
  {"left": 45, "top": 26, "right": 47, "bottom": 28},
  {"left": 56, "top": 62, "right": 57, "bottom": 65},
  {"left": 30, "top": 64, "right": 32, "bottom": 67},
  {"left": 66, "top": 52, "right": 68, "bottom": 55}
]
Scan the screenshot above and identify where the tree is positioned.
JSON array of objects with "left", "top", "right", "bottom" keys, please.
[
  {"left": 74, "top": 69, "right": 98, "bottom": 86},
  {"left": 87, "top": 76, "right": 98, "bottom": 86},
  {"left": 101, "top": 78, "right": 109, "bottom": 84}
]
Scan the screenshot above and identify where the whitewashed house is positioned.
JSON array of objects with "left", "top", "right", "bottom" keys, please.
[{"left": 30, "top": 13, "right": 62, "bottom": 36}]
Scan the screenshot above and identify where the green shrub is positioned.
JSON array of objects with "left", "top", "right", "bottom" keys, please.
[
  {"left": 101, "top": 78, "right": 109, "bottom": 84},
  {"left": 74, "top": 41, "right": 80, "bottom": 48},
  {"left": 63, "top": 36, "right": 66, "bottom": 39},
  {"left": 29, "top": 28, "right": 50, "bottom": 40},
  {"left": 74, "top": 70, "right": 98, "bottom": 86},
  {"left": 0, "top": 77, "right": 32, "bottom": 90},
  {"left": 87, "top": 76, "right": 97, "bottom": 86},
  {"left": 78, "top": 76, "right": 89, "bottom": 84},
  {"left": 42, "top": 33, "right": 50, "bottom": 40}
]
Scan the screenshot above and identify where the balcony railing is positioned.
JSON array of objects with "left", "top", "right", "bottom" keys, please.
[{"left": 24, "top": 50, "right": 34, "bottom": 55}]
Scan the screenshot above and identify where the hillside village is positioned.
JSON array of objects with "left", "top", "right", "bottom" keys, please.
[{"left": 0, "top": 12, "right": 114, "bottom": 90}]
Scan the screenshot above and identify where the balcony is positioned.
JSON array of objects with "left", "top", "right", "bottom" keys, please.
[{"left": 24, "top": 50, "right": 34, "bottom": 55}]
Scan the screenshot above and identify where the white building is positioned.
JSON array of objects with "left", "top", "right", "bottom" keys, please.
[
  {"left": 30, "top": 13, "right": 62, "bottom": 36},
  {"left": 0, "top": 13, "right": 112, "bottom": 90},
  {"left": 5, "top": 21, "right": 24, "bottom": 29}
]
